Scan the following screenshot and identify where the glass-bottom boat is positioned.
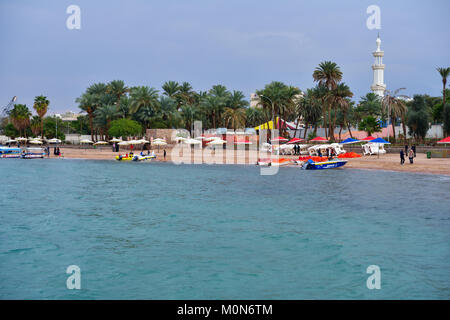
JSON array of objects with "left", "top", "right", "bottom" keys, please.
[
  {"left": 0, "top": 147, "right": 21, "bottom": 158},
  {"left": 21, "top": 147, "right": 46, "bottom": 159}
]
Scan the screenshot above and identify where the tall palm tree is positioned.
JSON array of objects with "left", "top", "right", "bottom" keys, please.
[
  {"left": 180, "top": 104, "right": 197, "bottom": 133},
  {"left": 8, "top": 104, "right": 31, "bottom": 137},
  {"left": 382, "top": 88, "right": 408, "bottom": 143},
  {"left": 30, "top": 115, "right": 41, "bottom": 137},
  {"left": 107, "top": 80, "right": 128, "bottom": 103},
  {"left": 313, "top": 61, "right": 343, "bottom": 141},
  {"left": 178, "top": 82, "right": 196, "bottom": 104},
  {"left": 129, "top": 86, "right": 159, "bottom": 114},
  {"left": 245, "top": 107, "right": 267, "bottom": 128},
  {"left": 298, "top": 89, "right": 322, "bottom": 139},
  {"left": 437, "top": 67, "right": 450, "bottom": 107},
  {"left": 227, "top": 90, "right": 249, "bottom": 109},
  {"left": 201, "top": 95, "right": 224, "bottom": 128},
  {"left": 158, "top": 96, "right": 179, "bottom": 126},
  {"left": 162, "top": 81, "right": 181, "bottom": 99},
  {"left": 331, "top": 83, "right": 353, "bottom": 139},
  {"left": 33, "top": 95, "right": 49, "bottom": 138},
  {"left": 223, "top": 107, "right": 246, "bottom": 130},
  {"left": 94, "top": 105, "right": 119, "bottom": 140},
  {"left": 76, "top": 93, "right": 96, "bottom": 141}
]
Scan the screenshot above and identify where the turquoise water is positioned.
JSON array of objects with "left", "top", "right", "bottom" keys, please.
[{"left": 0, "top": 159, "right": 449, "bottom": 299}]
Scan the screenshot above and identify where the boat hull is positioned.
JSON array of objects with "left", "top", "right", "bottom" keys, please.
[{"left": 302, "top": 160, "right": 347, "bottom": 170}]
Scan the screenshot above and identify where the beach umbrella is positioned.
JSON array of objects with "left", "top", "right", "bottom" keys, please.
[
  {"left": 175, "top": 136, "right": 186, "bottom": 142},
  {"left": 29, "top": 139, "right": 43, "bottom": 145},
  {"left": 310, "top": 136, "right": 328, "bottom": 142},
  {"left": 152, "top": 140, "right": 167, "bottom": 151},
  {"left": 80, "top": 139, "right": 94, "bottom": 144},
  {"left": 93, "top": 141, "right": 108, "bottom": 146},
  {"left": 48, "top": 138, "right": 62, "bottom": 144},
  {"left": 340, "top": 137, "right": 360, "bottom": 144},
  {"left": 437, "top": 136, "right": 450, "bottom": 144},
  {"left": 138, "top": 139, "right": 150, "bottom": 144},
  {"left": 361, "top": 136, "right": 376, "bottom": 141},
  {"left": 195, "top": 136, "right": 205, "bottom": 140},
  {"left": 117, "top": 141, "right": 129, "bottom": 146},
  {"left": 272, "top": 136, "right": 288, "bottom": 143},
  {"left": 204, "top": 136, "right": 220, "bottom": 141},
  {"left": 109, "top": 138, "right": 122, "bottom": 142},
  {"left": 184, "top": 138, "right": 201, "bottom": 145},
  {"left": 16, "top": 137, "right": 28, "bottom": 142},
  {"left": 5, "top": 139, "right": 17, "bottom": 144},
  {"left": 207, "top": 139, "right": 227, "bottom": 145},
  {"left": 287, "top": 137, "right": 304, "bottom": 144}
]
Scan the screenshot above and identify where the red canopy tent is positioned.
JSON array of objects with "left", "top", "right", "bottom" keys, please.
[
  {"left": 437, "top": 136, "right": 450, "bottom": 144},
  {"left": 272, "top": 136, "right": 288, "bottom": 143},
  {"left": 309, "top": 136, "right": 328, "bottom": 142},
  {"left": 235, "top": 139, "right": 252, "bottom": 145},
  {"left": 287, "top": 137, "right": 304, "bottom": 144}
]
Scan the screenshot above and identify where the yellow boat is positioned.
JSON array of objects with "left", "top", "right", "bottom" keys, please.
[{"left": 115, "top": 153, "right": 135, "bottom": 161}]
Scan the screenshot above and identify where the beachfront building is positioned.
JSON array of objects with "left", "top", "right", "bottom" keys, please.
[{"left": 370, "top": 34, "right": 386, "bottom": 97}]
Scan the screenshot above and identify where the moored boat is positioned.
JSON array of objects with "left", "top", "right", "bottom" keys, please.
[
  {"left": 302, "top": 158, "right": 347, "bottom": 170},
  {"left": 21, "top": 147, "right": 46, "bottom": 159},
  {"left": 0, "top": 147, "right": 21, "bottom": 158}
]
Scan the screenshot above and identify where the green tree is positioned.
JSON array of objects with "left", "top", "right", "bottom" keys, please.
[
  {"left": 42, "top": 117, "right": 65, "bottom": 140},
  {"left": 162, "top": 81, "right": 181, "bottom": 99},
  {"left": 245, "top": 107, "right": 267, "bottom": 128},
  {"left": 437, "top": 67, "right": 450, "bottom": 107},
  {"left": 312, "top": 61, "right": 343, "bottom": 141},
  {"left": 356, "top": 93, "right": 381, "bottom": 122},
  {"left": 443, "top": 103, "right": 450, "bottom": 136},
  {"left": 406, "top": 95, "right": 430, "bottom": 142},
  {"left": 107, "top": 80, "right": 129, "bottom": 103},
  {"left": 382, "top": 88, "right": 409, "bottom": 143},
  {"left": 33, "top": 95, "right": 50, "bottom": 138},
  {"left": 359, "top": 116, "right": 381, "bottom": 136},
  {"left": 8, "top": 104, "right": 31, "bottom": 137},
  {"left": 30, "top": 115, "right": 41, "bottom": 136},
  {"left": 129, "top": 86, "right": 159, "bottom": 114},
  {"left": 108, "top": 118, "right": 142, "bottom": 138},
  {"left": 76, "top": 93, "right": 96, "bottom": 141},
  {"left": 223, "top": 107, "right": 246, "bottom": 130},
  {"left": 94, "top": 105, "right": 119, "bottom": 140}
]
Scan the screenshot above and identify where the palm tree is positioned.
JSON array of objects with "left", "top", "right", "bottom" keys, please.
[
  {"left": 227, "top": 90, "right": 249, "bottom": 109},
  {"left": 356, "top": 93, "right": 382, "bottom": 123},
  {"left": 382, "top": 88, "right": 408, "bottom": 143},
  {"left": 94, "top": 105, "right": 119, "bottom": 140},
  {"left": 136, "top": 105, "right": 157, "bottom": 129},
  {"left": 30, "top": 115, "right": 41, "bottom": 137},
  {"left": 8, "top": 104, "right": 31, "bottom": 137},
  {"left": 162, "top": 81, "right": 180, "bottom": 99},
  {"left": 437, "top": 67, "right": 450, "bottom": 107},
  {"left": 331, "top": 83, "right": 353, "bottom": 139},
  {"left": 180, "top": 104, "right": 197, "bottom": 133},
  {"left": 76, "top": 93, "right": 96, "bottom": 141},
  {"left": 313, "top": 61, "right": 343, "bottom": 141},
  {"left": 178, "top": 82, "right": 196, "bottom": 104},
  {"left": 158, "top": 96, "right": 179, "bottom": 126},
  {"left": 107, "top": 80, "right": 128, "bottom": 103},
  {"left": 245, "top": 107, "right": 267, "bottom": 128},
  {"left": 223, "top": 107, "right": 246, "bottom": 130},
  {"left": 298, "top": 89, "right": 322, "bottom": 139},
  {"left": 201, "top": 95, "right": 224, "bottom": 128},
  {"left": 33, "top": 95, "right": 49, "bottom": 138},
  {"left": 129, "top": 86, "right": 159, "bottom": 114},
  {"left": 359, "top": 116, "right": 382, "bottom": 136}
]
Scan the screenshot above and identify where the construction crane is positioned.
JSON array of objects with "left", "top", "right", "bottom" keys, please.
[{"left": 2, "top": 96, "right": 17, "bottom": 116}]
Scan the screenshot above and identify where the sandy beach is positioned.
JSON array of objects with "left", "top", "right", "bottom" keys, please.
[{"left": 56, "top": 146, "right": 450, "bottom": 176}]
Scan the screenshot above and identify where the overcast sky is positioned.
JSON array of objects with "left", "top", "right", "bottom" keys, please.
[{"left": 1, "top": 0, "right": 449, "bottom": 114}]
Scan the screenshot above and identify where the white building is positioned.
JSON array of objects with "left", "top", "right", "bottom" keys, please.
[{"left": 370, "top": 34, "right": 386, "bottom": 97}]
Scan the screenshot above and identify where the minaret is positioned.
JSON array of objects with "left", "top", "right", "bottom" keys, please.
[{"left": 370, "top": 34, "right": 386, "bottom": 97}]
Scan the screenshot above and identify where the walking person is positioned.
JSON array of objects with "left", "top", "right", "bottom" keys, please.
[
  {"left": 404, "top": 144, "right": 408, "bottom": 155},
  {"left": 408, "top": 149, "right": 414, "bottom": 164},
  {"left": 412, "top": 145, "right": 416, "bottom": 157},
  {"left": 163, "top": 149, "right": 167, "bottom": 161},
  {"left": 400, "top": 149, "right": 405, "bottom": 165}
]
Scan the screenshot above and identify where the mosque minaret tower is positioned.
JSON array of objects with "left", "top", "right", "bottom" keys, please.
[{"left": 370, "top": 34, "right": 386, "bottom": 97}]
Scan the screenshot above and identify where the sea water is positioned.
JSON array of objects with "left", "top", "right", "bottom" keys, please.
[{"left": 0, "top": 159, "right": 449, "bottom": 299}]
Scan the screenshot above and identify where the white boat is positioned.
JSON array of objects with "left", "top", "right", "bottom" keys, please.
[
  {"left": 0, "top": 147, "right": 21, "bottom": 158},
  {"left": 308, "top": 144, "right": 346, "bottom": 156},
  {"left": 21, "top": 147, "right": 46, "bottom": 159}
]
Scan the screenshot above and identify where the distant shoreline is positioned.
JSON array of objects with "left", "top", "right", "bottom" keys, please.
[{"left": 43, "top": 147, "right": 450, "bottom": 176}]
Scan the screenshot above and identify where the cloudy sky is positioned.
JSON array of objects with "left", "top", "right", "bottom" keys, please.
[{"left": 1, "top": 0, "right": 449, "bottom": 113}]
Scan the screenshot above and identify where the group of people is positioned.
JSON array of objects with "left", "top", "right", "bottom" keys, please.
[
  {"left": 291, "top": 145, "right": 303, "bottom": 155},
  {"left": 400, "top": 145, "right": 416, "bottom": 165},
  {"left": 317, "top": 147, "right": 337, "bottom": 160}
]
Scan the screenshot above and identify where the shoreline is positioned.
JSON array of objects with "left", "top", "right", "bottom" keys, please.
[{"left": 48, "top": 147, "right": 450, "bottom": 176}]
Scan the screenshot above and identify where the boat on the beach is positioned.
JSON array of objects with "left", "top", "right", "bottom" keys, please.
[
  {"left": 132, "top": 154, "right": 156, "bottom": 162},
  {"left": 302, "top": 158, "right": 347, "bottom": 170},
  {"left": 0, "top": 147, "right": 21, "bottom": 158},
  {"left": 21, "top": 147, "right": 46, "bottom": 159}
]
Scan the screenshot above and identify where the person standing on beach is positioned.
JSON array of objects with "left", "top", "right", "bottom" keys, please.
[
  {"left": 405, "top": 145, "right": 408, "bottom": 155},
  {"left": 400, "top": 149, "right": 405, "bottom": 165},
  {"left": 163, "top": 149, "right": 167, "bottom": 161},
  {"left": 408, "top": 149, "right": 414, "bottom": 164},
  {"left": 412, "top": 145, "right": 416, "bottom": 157}
]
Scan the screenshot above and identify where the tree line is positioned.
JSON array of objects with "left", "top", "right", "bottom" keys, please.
[{"left": 1, "top": 64, "right": 449, "bottom": 143}]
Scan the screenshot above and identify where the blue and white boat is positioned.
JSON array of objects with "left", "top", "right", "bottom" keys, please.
[
  {"left": 0, "top": 147, "right": 21, "bottom": 158},
  {"left": 302, "top": 158, "right": 347, "bottom": 170},
  {"left": 21, "top": 147, "right": 46, "bottom": 159}
]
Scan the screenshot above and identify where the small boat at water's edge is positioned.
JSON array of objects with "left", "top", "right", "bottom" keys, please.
[
  {"left": 0, "top": 147, "right": 21, "bottom": 158},
  {"left": 302, "top": 158, "right": 347, "bottom": 170}
]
